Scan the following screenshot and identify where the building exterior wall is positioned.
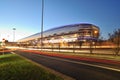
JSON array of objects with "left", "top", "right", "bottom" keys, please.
[{"left": 17, "top": 23, "right": 100, "bottom": 48}]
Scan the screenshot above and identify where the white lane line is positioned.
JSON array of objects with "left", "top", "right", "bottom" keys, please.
[
  {"left": 11, "top": 52, "right": 16, "bottom": 54},
  {"left": 34, "top": 53, "right": 120, "bottom": 72}
]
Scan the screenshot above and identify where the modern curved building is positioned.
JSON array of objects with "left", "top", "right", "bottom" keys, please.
[{"left": 17, "top": 23, "right": 100, "bottom": 47}]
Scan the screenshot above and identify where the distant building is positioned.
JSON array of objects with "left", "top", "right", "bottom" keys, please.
[{"left": 17, "top": 23, "right": 100, "bottom": 48}]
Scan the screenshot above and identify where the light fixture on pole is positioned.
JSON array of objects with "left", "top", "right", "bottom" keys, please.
[{"left": 13, "top": 28, "right": 16, "bottom": 42}]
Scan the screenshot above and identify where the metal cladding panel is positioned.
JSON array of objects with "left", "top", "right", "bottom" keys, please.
[{"left": 17, "top": 23, "right": 99, "bottom": 42}]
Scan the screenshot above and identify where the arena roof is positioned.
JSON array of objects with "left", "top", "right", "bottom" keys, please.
[{"left": 17, "top": 23, "right": 99, "bottom": 42}]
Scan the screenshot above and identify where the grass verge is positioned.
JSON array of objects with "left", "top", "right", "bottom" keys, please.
[{"left": 0, "top": 54, "right": 63, "bottom": 80}]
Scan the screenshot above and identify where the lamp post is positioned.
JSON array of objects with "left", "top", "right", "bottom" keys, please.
[
  {"left": 41, "top": 0, "right": 44, "bottom": 50},
  {"left": 13, "top": 28, "right": 16, "bottom": 42}
]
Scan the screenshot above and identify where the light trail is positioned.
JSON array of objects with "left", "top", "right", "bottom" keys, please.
[{"left": 33, "top": 53, "right": 120, "bottom": 72}]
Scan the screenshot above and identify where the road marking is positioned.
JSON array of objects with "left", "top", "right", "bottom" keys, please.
[
  {"left": 11, "top": 52, "right": 16, "bottom": 54},
  {"left": 33, "top": 53, "right": 120, "bottom": 72}
]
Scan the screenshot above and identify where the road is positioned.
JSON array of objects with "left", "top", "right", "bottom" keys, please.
[{"left": 15, "top": 50, "right": 120, "bottom": 80}]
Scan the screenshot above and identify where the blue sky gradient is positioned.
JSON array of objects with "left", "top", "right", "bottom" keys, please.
[{"left": 0, "top": 0, "right": 120, "bottom": 41}]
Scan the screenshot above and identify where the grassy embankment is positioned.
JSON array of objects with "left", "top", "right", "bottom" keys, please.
[{"left": 0, "top": 54, "right": 63, "bottom": 80}]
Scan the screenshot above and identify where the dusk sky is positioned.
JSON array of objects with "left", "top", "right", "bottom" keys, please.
[{"left": 0, "top": 0, "right": 120, "bottom": 41}]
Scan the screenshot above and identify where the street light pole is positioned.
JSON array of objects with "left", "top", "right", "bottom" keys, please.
[
  {"left": 41, "top": 0, "right": 44, "bottom": 50},
  {"left": 13, "top": 28, "right": 16, "bottom": 42}
]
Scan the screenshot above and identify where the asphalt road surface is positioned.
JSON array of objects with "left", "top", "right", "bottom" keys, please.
[{"left": 15, "top": 50, "right": 120, "bottom": 80}]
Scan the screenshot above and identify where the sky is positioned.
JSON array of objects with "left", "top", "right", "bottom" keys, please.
[{"left": 0, "top": 0, "right": 120, "bottom": 42}]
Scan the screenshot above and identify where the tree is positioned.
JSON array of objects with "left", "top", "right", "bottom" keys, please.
[
  {"left": 98, "top": 34, "right": 104, "bottom": 47},
  {"left": 89, "top": 40, "right": 93, "bottom": 54},
  {"left": 108, "top": 29, "right": 120, "bottom": 55}
]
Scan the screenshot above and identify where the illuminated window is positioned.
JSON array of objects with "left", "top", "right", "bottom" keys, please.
[{"left": 94, "top": 30, "right": 98, "bottom": 34}]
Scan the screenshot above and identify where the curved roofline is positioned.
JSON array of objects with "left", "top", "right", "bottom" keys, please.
[
  {"left": 44, "top": 23, "right": 99, "bottom": 33},
  {"left": 17, "top": 23, "right": 100, "bottom": 42}
]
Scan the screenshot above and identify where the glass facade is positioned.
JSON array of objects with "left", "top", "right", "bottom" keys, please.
[{"left": 17, "top": 23, "right": 100, "bottom": 47}]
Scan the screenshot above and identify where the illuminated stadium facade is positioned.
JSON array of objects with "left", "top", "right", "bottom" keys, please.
[{"left": 17, "top": 23, "right": 100, "bottom": 48}]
